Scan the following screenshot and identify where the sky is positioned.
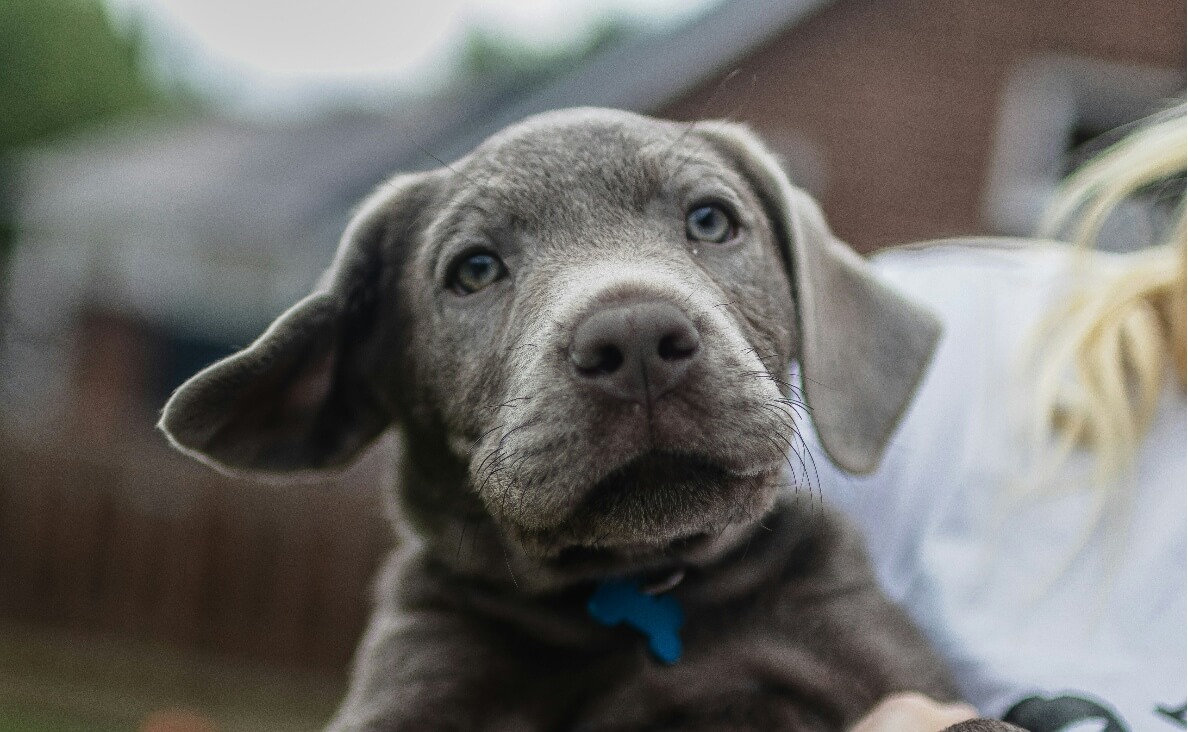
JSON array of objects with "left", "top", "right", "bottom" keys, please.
[{"left": 103, "top": 0, "right": 723, "bottom": 116}]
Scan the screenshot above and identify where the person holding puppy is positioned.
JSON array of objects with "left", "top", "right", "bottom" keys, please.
[{"left": 825, "top": 107, "right": 1186, "bottom": 732}]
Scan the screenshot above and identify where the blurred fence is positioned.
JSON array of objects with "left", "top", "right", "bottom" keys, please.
[{"left": 0, "top": 432, "right": 394, "bottom": 671}]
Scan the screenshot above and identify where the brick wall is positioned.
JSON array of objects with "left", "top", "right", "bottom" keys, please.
[{"left": 661, "top": 0, "right": 1184, "bottom": 253}]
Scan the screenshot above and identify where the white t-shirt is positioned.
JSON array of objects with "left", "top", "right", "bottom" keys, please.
[{"left": 803, "top": 241, "right": 1186, "bottom": 731}]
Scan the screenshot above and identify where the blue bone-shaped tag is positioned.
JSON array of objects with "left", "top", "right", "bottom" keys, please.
[{"left": 587, "top": 580, "right": 684, "bottom": 664}]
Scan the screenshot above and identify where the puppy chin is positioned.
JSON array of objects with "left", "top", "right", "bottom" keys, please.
[{"left": 508, "top": 467, "right": 783, "bottom": 580}]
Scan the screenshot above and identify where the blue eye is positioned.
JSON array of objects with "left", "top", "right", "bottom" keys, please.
[
  {"left": 685, "top": 204, "right": 737, "bottom": 244},
  {"left": 451, "top": 251, "right": 506, "bottom": 294}
]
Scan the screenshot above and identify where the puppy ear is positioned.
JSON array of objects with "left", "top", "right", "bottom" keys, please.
[
  {"left": 159, "top": 173, "right": 437, "bottom": 474},
  {"left": 696, "top": 123, "right": 941, "bottom": 474}
]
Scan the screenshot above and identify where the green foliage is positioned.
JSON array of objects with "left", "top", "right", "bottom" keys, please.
[
  {"left": 0, "top": 0, "right": 162, "bottom": 149},
  {"left": 458, "top": 18, "right": 634, "bottom": 91},
  {"left": 0, "top": 706, "right": 124, "bottom": 732},
  {"left": 0, "top": 0, "right": 166, "bottom": 262}
]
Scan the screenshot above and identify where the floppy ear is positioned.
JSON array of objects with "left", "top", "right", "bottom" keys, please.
[
  {"left": 696, "top": 123, "right": 941, "bottom": 474},
  {"left": 159, "top": 173, "right": 437, "bottom": 474}
]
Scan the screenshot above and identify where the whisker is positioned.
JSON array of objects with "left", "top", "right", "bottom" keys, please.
[
  {"left": 478, "top": 396, "right": 533, "bottom": 415},
  {"left": 788, "top": 369, "right": 839, "bottom": 392},
  {"left": 456, "top": 517, "right": 471, "bottom": 562},
  {"left": 500, "top": 541, "right": 520, "bottom": 589}
]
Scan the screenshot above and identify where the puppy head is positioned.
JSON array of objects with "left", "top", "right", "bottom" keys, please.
[{"left": 160, "top": 108, "right": 938, "bottom": 579}]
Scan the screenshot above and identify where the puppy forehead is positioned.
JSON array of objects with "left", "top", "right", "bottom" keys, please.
[
  {"left": 478, "top": 108, "right": 687, "bottom": 167},
  {"left": 452, "top": 112, "right": 731, "bottom": 213}
]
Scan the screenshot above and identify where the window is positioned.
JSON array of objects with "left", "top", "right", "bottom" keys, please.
[{"left": 983, "top": 55, "right": 1184, "bottom": 251}]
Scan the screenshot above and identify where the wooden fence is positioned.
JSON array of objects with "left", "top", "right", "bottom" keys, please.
[{"left": 0, "top": 431, "right": 395, "bottom": 671}]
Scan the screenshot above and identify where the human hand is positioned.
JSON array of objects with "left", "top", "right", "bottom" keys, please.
[{"left": 850, "top": 692, "right": 978, "bottom": 732}]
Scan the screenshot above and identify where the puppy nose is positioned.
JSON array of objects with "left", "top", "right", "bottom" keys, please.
[{"left": 569, "top": 302, "right": 701, "bottom": 403}]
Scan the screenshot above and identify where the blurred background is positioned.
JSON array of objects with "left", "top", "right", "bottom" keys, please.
[{"left": 0, "top": 0, "right": 1182, "bottom": 729}]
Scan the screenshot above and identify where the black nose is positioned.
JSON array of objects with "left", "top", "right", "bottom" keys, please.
[{"left": 569, "top": 302, "right": 701, "bottom": 403}]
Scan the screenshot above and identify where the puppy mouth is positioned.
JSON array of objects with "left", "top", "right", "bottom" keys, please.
[
  {"left": 519, "top": 450, "right": 776, "bottom": 568},
  {"left": 585, "top": 450, "right": 734, "bottom": 507}
]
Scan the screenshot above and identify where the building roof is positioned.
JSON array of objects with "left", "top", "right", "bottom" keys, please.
[
  {"left": 12, "top": 0, "right": 835, "bottom": 336},
  {"left": 414, "top": 0, "right": 832, "bottom": 165}
]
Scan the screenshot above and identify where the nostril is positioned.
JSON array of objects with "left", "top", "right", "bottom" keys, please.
[
  {"left": 657, "top": 331, "right": 699, "bottom": 361},
  {"left": 573, "top": 341, "right": 625, "bottom": 375},
  {"left": 591, "top": 344, "right": 624, "bottom": 375}
]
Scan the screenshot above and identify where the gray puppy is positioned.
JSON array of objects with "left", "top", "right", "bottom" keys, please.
[{"left": 161, "top": 108, "right": 976, "bottom": 731}]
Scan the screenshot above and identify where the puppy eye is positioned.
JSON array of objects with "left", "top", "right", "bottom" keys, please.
[
  {"left": 450, "top": 250, "right": 507, "bottom": 294},
  {"left": 685, "top": 203, "right": 737, "bottom": 244}
]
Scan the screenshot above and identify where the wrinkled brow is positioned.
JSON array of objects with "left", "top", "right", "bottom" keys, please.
[{"left": 432, "top": 195, "right": 510, "bottom": 241}]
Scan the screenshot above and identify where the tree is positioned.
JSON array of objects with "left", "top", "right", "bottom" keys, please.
[
  {"left": 457, "top": 18, "right": 634, "bottom": 94},
  {"left": 0, "top": 0, "right": 166, "bottom": 260}
]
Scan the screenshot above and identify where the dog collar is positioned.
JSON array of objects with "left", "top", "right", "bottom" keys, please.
[{"left": 587, "top": 572, "right": 685, "bottom": 664}]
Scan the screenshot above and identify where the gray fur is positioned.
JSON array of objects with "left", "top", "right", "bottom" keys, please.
[{"left": 160, "top": 109, "right": 998, "bottom": 731}]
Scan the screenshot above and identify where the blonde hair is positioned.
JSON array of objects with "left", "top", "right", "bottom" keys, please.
[{"left": 1031, "top": 105, "right": 1186, "bottom": 486}]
